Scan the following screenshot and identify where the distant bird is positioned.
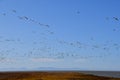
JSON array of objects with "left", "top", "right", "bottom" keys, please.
[
  {"left": 77, "top": 11, "right": 80, "bottom": 14},
  {"left": 33, "top": 42, "right": 37, "bottom": 44},
  {"left": 105, "top": 17, "right": 109, "bottom": 20},
  {"left": 45, "top": 25, "right": 50, "bottom": 28},
  {"left": 47, "top": 31, "right": 54, "bottom": 35},
  {"left": 93, "top": 45, "right": 99, "bottom": 48},
  {"left": 12, "top": 10, "right": 17, "bottom": 13},
  {"left": 29, "top": 19, "right": 35, "bottom": 22},
  {"left": 90, "top": 37, "right": 94, "bottom": 41},
  {"left": 5, "top": 39, "right": 11, "bottom": 42},
  {"left": 2, "top": 13, "right": 6, "bottom": 16},
  {"left": 70, "top": 43, "right": 74, "bottom": 46},
  {"left": 23, "top": 16, "right": 29, "bottom": 20},
  {"left": 32, "top": 31, "right": 36, "bottom": 34},
  {"left": 18, "top": 16, "right": 24, "bottom": 20},
  {"left": 0, "top": 57, "right": 5, "bottom": 62},
  {"left": 113, "top": 29, "right": 116, "bottom": 31},
  {"left": 113, "top": 43, "right": 118, "bottom": 46},
  {"left": 113, "top": 17, "right": 119, "bottom": 21},
  {"left": 103, "top": 47, "right": 107, "bottom": 50},
  {"left": 17, "top": 38, "right": 21, "bottom": 42}
]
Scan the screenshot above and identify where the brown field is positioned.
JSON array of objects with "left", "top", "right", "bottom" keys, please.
[{"left": 0, "top": 71, "right": 120, "bottom": 80}]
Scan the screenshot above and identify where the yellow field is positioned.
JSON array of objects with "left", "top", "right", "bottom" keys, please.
[{"left": 0, "top": 71, "right": 120, "bottom": 80}]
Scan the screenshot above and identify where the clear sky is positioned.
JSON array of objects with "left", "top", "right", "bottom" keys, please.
[{"left": 0, "top": 0, "right": 120, "bottom": 71}]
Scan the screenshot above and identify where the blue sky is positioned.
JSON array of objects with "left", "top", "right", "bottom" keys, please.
[{"left": 0, "top": 0, "right": 120, "bottom": 71}]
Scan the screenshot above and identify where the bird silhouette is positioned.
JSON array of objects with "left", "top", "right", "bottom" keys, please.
[
  {"left": 2, "top": 13, "right": 6, "bottom": 16},
  {"left": 113, "top": 17, "right": 119, "bottom": 21},
  {"left": 77, "top": 11, "right": 80, "bottom": 14},
  {"left": 23, "top": 16, "right": 29, "bottom": 20},
  {"left": 105, "top": 17, "right": 109, "bottom": 20},
  {"left": 12, "top": 10, "right": 17, "bottom": 13}
]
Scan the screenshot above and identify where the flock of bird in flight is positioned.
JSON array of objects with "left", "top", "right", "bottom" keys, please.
[
  {"left": 0, "top": 9, "right": 120, "bottom": 63},
  {"left": 106, "top": 16, "right": 120, "bottom": 31}
]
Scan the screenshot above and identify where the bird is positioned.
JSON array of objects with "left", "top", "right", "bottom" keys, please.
[
  {"left": 12, "top": 10, "right": 17, "bottom": 13},
  {"left": 77, "top": 11, "right": 80, "bottom": 14},
  {"left": 45, "top": 25, "right": 50, "bottom": 28},
  {"left": 23, "top": 16, "right": 29, "bottom": 20},
  {"left": 113, "top": 29, "right": 116, "bottom": 31},
  {"left": 18, "top": 16, "right": 24, "bottom": 20},
  {"left": 113, "top": 17, "right": 119, "bottom": 21},
  {"left": 2, "top": 13, "right": 6, "bottom": 16},
  {"left": 105, "top": 17, "right": 109, "bottom": 20}
]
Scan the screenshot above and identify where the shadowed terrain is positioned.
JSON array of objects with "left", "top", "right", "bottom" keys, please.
[{"left": 0, "top": 71, "right": 120, "bottom": 80}]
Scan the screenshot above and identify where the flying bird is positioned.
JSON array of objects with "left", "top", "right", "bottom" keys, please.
[
  {"left": 113, "top": 17, "right": 119, "bottom": 21},
  {"left": 105, "top": 17, "right": 109, "bottom": 20},
  {"left": 2, "top": 13, "right": 6, "bottom": 16},
  {"left": 77, "top": 11, "right": 80, "bottom": 14},
  {"left": 12, "top": 10, "right": 17, "bottom": 13},
  {"left": 23, "top": 16, "right": 29, "bottom": 20},
  {"left": 113, "top": 29, "right": 117, "bottom": 31}
]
